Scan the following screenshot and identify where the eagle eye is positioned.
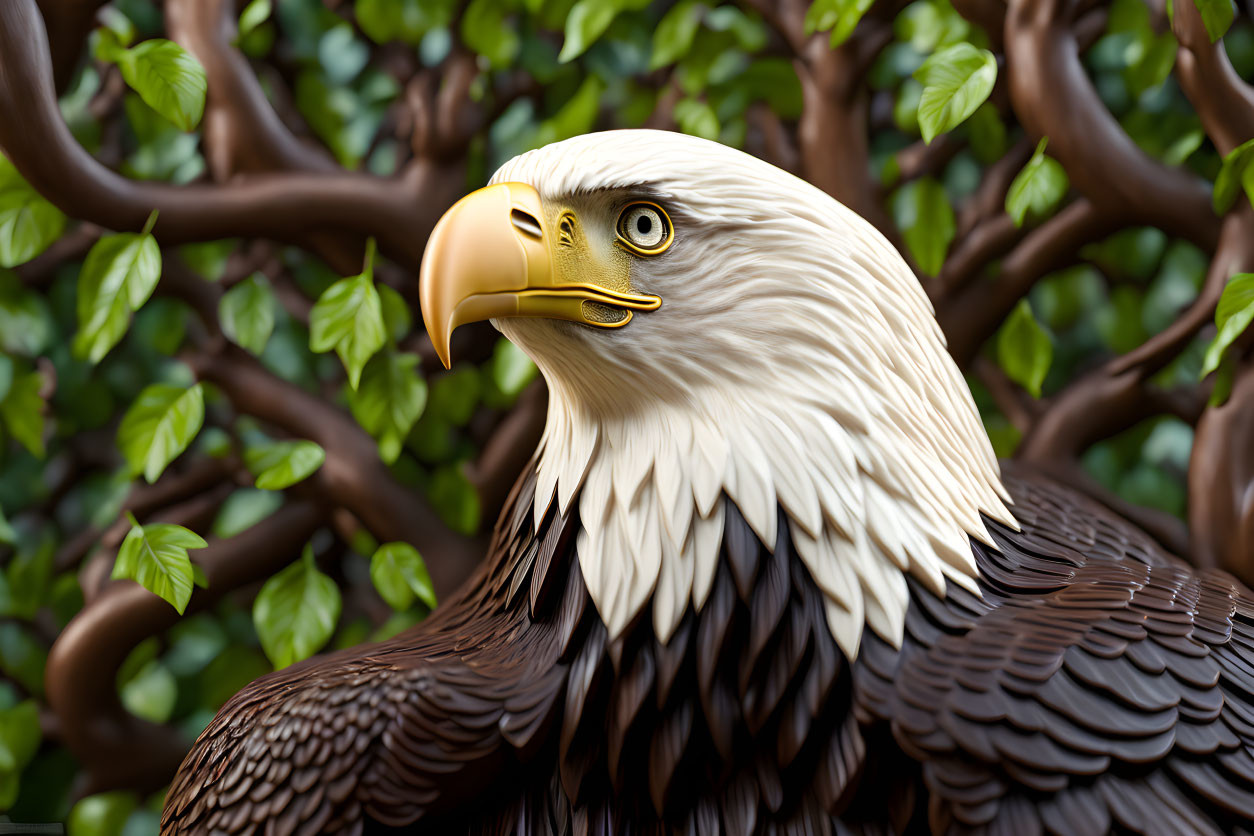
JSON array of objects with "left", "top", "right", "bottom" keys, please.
[{"left": 617, "top": 202, "right": 672, "bottom": 255}]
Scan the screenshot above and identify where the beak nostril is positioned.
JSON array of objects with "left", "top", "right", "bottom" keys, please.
[{"left": 511, "top": 208, "right": 543, "bottom": 239}]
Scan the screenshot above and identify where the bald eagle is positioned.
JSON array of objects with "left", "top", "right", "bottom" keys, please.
[{"left": 162, "top": 131, "right": 1254, "bottom": 836}]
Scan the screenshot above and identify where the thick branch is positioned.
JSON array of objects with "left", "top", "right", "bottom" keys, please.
[
  {"left": 1173, "top": 0, "right": 1254, "bottom": 155},
  {"left": 0, "top": 1, "right": 459, "bottom": 274},
  {"left": 45, "top": 502, "right": 324, "bottom": 794},
  {"left": 939, "top": 199, "right": 1118, "bottom": 366},
  {"left": 1003, "top": 0, "right": 1218, "bottom": 250}
]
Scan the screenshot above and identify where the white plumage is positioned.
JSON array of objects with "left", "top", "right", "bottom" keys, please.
[{"left": 491, "top": 130, "right": 1016, "bottom": 659}]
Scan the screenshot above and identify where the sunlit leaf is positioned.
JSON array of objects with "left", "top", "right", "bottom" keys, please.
[
  {"left": 116, "top": 39, "right": 207, "bottom": 131},
  {"left": 652, "top": 0, "right": 704, "bottom": 69},
  {"left": 913, "top": 42, "right": 997, "bottom": 143},
  {"left": 1192, "top": 0, "right": 1234, "bottom": 42},
  {"left": 805, "top": 0, "right": 875, "bottom": 46},
  {"left": 370, "top": 542, "right": 436, "bottom": 611},
  {"left": 1213, "top": 138, "right": 1254, "bottom": 214},
  {"left": 309, "top": 240, "right": 386, "bottom": 388},
  {"left": 244, "top": 439, "right": 326, "bottom": 490},
  {"left": 0, "top": 159, "right": 66, "bottom": 268},
  {"left": 1005, "top": 138, "right": 1069, "bottom": 227},
  {"left": 237, "top": 0, "right": 272, "bottom": 41},
  {"left": 674, "top": 98, "right": 720, "bottom": 139},
  {"left": 219, "top": 273, "right": 277, "bottom": 355},
  {"left": 253, "top": 545, "right": 341, "bottom": 668},
  {"left": 997, "top": 299, "right": 1053, "bottom": 397},
  {"left": 560, "top": 0, "right": 619, "bottom": 62},
  {"left": 112, "top": 514, "right": 208, "bottom": 615},
  {"left": 74, "top": 219, "right": 162, "bottom": 363},
  {"left": 117, "top": 382, "right": 205, "bottom": 483},
  {"left": 1201, "top": 273, "right": 1254, "bottom": 377}
]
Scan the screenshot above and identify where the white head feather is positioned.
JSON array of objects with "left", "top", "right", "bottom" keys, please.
[{"left": 490, "top": 129, "right": 1015, "bottom": 659}]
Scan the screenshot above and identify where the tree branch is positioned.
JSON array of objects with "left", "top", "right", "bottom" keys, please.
[
  {"left": 45, "top": 502, "right": 324, "bottom": 794},
  {"left": 0, "top": 0, "right": 461, "bottom": 275},
  {"left": 1003, "top": 0, "right": 1218, "bottom": 250}
]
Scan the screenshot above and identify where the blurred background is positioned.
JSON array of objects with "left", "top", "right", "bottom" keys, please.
[{"left": 0, "top": 0, "right": 1249, "bottom": 831}]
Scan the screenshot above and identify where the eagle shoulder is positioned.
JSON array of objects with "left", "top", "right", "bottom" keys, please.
[{"left": 856, "top": 461, "right": 1254, "bottom": 835}]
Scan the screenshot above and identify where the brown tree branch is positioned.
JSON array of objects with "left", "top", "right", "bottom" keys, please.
[
  {"left": 0, "top": 1, "right": 461, "bottom": 275},
  {"left": 939, "top": 199, "right": 1118, "bottom": 365},
  {"left": 1173, "top": 0, "right": 1254, "bottom": 155},
  {"left": 45, "top": 502, "right": 324, "bottom": 794},
  {"left": 1003, "top": 0, "right": 1218, "bottom": 250}
]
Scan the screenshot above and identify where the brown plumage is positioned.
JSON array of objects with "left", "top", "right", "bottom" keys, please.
[{"left": 161, "top": 460, "right": 1254, "bottom": 835}]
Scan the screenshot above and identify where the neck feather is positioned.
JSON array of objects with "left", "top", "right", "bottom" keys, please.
[{"left": 532, "top": 373, "right": 1016, "bottom": 660}]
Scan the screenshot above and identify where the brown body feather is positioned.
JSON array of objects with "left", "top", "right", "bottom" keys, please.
[{"left": 162, "top": 462, "right": 1254, "bottom": 835}]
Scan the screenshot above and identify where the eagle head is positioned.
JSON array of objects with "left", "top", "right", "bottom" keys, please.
[{"left": 420, "top": 129, "right": 1015, "bottom": 660}]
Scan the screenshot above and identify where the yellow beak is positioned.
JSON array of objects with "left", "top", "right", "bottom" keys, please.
[{"left": 419, "top": 182, "right": 662, "bottom": 368}]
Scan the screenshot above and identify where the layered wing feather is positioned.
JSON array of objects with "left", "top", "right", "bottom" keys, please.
[
  {"left": 857, "top": 462, "right": 1254, "bottom": 835},
  {"left": 161, "top": 469, "right": 582, "bottom": 835}
]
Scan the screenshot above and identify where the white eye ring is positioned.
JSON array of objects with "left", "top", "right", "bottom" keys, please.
[{"left": 618, "top": 203, "right": 671, "bottom": 254}]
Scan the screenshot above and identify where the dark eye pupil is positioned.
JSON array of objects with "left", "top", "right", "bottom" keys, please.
[{"left": 636, "top": 215, "right": 652, "bottom": 235}]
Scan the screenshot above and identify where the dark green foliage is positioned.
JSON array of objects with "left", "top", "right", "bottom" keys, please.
[{"left": 0, "top": 0, "right": 1242, "bottom": 832}]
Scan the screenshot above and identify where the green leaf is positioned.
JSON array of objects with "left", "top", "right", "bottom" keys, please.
[
  {"left": 117, "top": 383, "right": 206, "bottom": 483},
  {"left": 5, "top": 533, "right": 54, "bottom": 619},
  {"left": 356, "top": 0, "right": 449, "bottom": 45},
  {"left": 1201, "top": 273, "right": 1254, "bottom": 377},
  {"left": 244, "top": 439, "right": 326, "bottom": 490},
  {"left": 237, "top": 0, "right": 272, "bottom": 40},
  {"left": 370, "top": 542, "right": 436, "bottom": 611},
  {"left": 377, "top": 283, "right": 412, "bottom": 343},
  {"left": 1005, "top": 138, "right": 1069, "bottom": 227},
  {"left": 652, "top": 0, "right": 704, "bottom": 69},
  {"left": 349, "top": 351, "right": 427, "bottom": 463},
  {"left": 462, "top": 0, "right": 521, "bottom": 67},
  {"left": 997, "top": 299, "right": 1053, "bottom": 397},
  {"left": 560, "top": 0, "right": 619, "bottom": 62},
  {"left": 899, "top": 177, "right": 955, "bottom": 277},
  {"left": 1192, "top": 0, "right": 1234, "bottom": 42},
  {"left": 112, "top": 515, "right": 208, "bottom": 614},
  {"left": 913, "top": 42, "right": 997, "bottom": 144},
  {"left": 119, "top": 659, "right": 177, "bottom": 723},
  {"left": 0, "top": 372, "right": 45, "bottom": 457},
  {"left": 491, "top": 338, "right": 538, "bottom": 399},
  {"left": 428, "top": 465, "right": 480, "bottom": 535},
  {"left": 0, "top": 503, "right": 13, "bottom": 546},
  {"left": 116, "top": 39, "right": 207, "bottom": 132},
  {"left": 68, "top": 791, "right": 138, "bottom": 836},
  {"left": 1213, "top": 138, "right": 1254, "bottom": 214},
  {"left": 73, "top": 227, "right": 162, "bottom": 363},
  {"left": 211, "top": 488, "right": 283, "bottom": 539},
  {"left": 219, "top": 273, "right": 277, "bottom": 355},
  {"left": 674, "top": 98, "right": 720, "bottom": 140},
  {"left": 967, "top": 101, "right": 1007, "bottom": 163},
  {"left": 0, "top": 160, "right": 67, "bottom": 268},
  {"left": 0, "top": 355, "right": 9, "bottom": 410},
  {"left": 0, "top": 700, "right": 40, "bottom": 774},
  {"left": 309, "top": 241, "right": 386, "bottom": 388},
  {"left": 253, "top": 545, "right": 341, "bottom": 668},
  {"left": 805, "top": 0, "right": 875, "bottom": 46}
]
